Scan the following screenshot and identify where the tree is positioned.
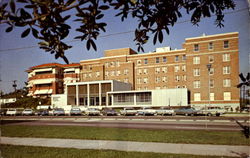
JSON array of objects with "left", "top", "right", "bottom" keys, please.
[
  {"left": 0, "top": 0, "right": 235, "bottom": 63},
  {"left": 237, "top": 73, "right": 250, "bottom": 108}
]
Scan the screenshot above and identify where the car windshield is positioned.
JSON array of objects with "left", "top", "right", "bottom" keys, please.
[
  {"left": 8, "top": 109, "right": 16, "bottom": 111},
  {"left": 24, "top": 109, "right": 32, "bottom": 111}
]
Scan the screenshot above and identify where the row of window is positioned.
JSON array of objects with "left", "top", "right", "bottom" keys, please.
[
  {"left": 193, "top": 66, "right": 231, "bottom": 76},
  {"left": 136, "top": 75, "right": 187, "bottom": 84},
  {"left": 193, "top": 79, "right": 231, "bottom": 88},
  {"left": 193, "top": 40, "right": 229, "bottom": 52},
  {"left": 193, "top": 53, "right": 230, "bottom": 64},
  {"left": 137, "top": 55, "right": 186, "bottom": 65},
  {"left": 137, "top": 85, "right": 187, "bottom": 90},
  {"left": 137, "top": 65, "right": 186, "bottom": 75},
  {"left": 194, "top": 92, "right": 231, "bottom": 101}
]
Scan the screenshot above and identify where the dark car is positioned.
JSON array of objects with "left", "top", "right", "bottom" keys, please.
[
  {"left": 36, "top": 110, "right": 49, "bottom": 116},
  {"left": 102, "top": 108, "right": 118, "bottom": 116},
  {"left": 174, "top": 107, "right": 201, "bottom": 116},
  {"left": 0, "top": 109, "right": 7, "bottom": 116},
  {"left": 70, "top": 108, "right": 82, "bottom": 116},
  {"left": 53, "top": 108, "right": 65, "bottom": 116}
]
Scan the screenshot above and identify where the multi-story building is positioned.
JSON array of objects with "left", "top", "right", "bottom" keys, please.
[
  {"left": 28, "top": 32, "right": 240, "bottom": 110},
  {"left": 79, "top": 32, "right": 240, "bottom": 109},
  {"left": 26, "top": 63, "right": 80, "bottom": 98}
]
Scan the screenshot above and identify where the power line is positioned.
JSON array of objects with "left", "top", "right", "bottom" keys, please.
[{"left": 0, "top": 7, "right": 248, "bottom": 53}]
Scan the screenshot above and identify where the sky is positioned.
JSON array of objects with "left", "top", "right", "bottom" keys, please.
[{"left": 0, "top": 0, "right": 249, "bottom": 94}]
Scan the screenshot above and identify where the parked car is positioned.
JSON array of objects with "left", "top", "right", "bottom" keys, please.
[
  {"left": 70, "top": 108, "right": 82, "bottom": 116},
  {"left": 85, "top": 108, "right": 101, "bottom": 116},
  {"left": 137, "top": 107, "right": 156, "bottom": 116},
  {"left": 156, "top": 107, "right": 175, "bottom": 116},
  {"left": 6, "top": 108, "right": 22, "bottom": 116},
  {"left": 199, "top": 106, "right": 226, "bottom": 116},
  {"left": 174, "top": 107, "right": 201, "bottom": 116},
  {"left": 102, "top": 108, "right": 118, "bottom": 116},
  {"left": 0, "top": 108, "right": 7, "bottom": 116},
  {"left": 120, "top": 107, "right": 137, "bottom": 116},
  {"left": 53, "top": 108, "right": 65, "bottom": 116},
  {"left": 36, "top": 110, "right": 49, "bottom": 116},
  {"left": 22, "top": 109, "right": 34, "bottom": 116}
]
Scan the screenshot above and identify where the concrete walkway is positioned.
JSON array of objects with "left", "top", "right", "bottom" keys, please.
[{"left": 1, "top": 137, "right": 249, "bottom": 157}]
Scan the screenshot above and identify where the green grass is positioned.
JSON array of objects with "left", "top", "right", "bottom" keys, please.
[
  {"left": 1, "top": 145, "right": 234, "bottom": 158},
  {"left": 1, "top": 125, "right": 249, "bottom": 145}
]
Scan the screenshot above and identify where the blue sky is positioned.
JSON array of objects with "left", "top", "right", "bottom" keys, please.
[{"left": 0, "top": 0, "right": 249, "bottom": 94}]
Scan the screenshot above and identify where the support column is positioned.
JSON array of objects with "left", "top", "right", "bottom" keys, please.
[
  {"left": 99, "top": 83, "right": 102, "bottom": 106},
  {"left": 134, "top": 93, "right": 137, "bottom": 106},
  {"left": 76, "top": 85, "right": 79, "bottom": 106},
  {"left": 87, "top": 84, "right": 90, "bottom": 107}
]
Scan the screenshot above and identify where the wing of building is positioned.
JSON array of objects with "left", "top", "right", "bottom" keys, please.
[{"left": 27, "top": 32, "right": 240, "bottom": 110}]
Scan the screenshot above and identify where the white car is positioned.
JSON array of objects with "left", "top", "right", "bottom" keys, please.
[
  {"left": 120, "top": 107, "right": 137, "bottom": 116},
  {"left": 137, "top": 107, "right": 156, "bottom": 116},
  {"left": 85, "top": 108, "right": 101, "bottom": 116},
  {"left": 6, "top": 109, "right": 21, "bottom": 116},
  {"left": 200, "top": 106, "right": 227, "bottom": 116},
  {"left": 156, "top": 107, "right": 175, "bottom": 116},
  {"left": 22, "top": 109, "right": 34, "bottom": 116}
]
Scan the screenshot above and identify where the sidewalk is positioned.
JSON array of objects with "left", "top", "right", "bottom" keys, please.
[{"left": 1, "top": 137, "right": 249, "bottom": 157}]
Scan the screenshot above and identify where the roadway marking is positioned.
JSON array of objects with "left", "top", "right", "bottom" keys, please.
[{"left": 103, "top": 118, "right": 116, "bottom": 121}]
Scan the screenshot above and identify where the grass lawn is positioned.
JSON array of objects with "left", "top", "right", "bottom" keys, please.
[
  {"left": 1, "top": 125, "right": 249, "bottom": 145},
  {"left": 1, "top": 145, "right": 235, "bottom": 158}
]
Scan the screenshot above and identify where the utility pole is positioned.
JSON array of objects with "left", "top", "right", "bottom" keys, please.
[{"left": 12, "top": 80, "right": 17, "bottom": 92}]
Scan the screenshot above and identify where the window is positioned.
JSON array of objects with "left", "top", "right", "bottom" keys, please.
[
  {"left": 144, "top": 87, "right": 148, "bottom": 90},
  {"left": 96, "top": 72, "right": 100, "bottom": 77},
  {"left": 137, "top": 78, "right": 142, "bottom": 84},
  {"left": 110, "top": 62, "right": 115, "bottom": 67},
  {"left": 210, "top": 79, "right": 214, "bottom": 88},
  {"left": 162, "top": 76, "right": 167, "bottom": 82},
  {"left": 210, "top": 93, "right": 215, "bottom": 101},
  {"left": 162, "top": 67, "right": 167, "bottom": 73},
  {"left": 155, "top": 77, "right": 161, "bottom": 83},
  {"left": 116, "top": 61, "right": 120, "bottom": 67},
  {"left": 224, "top": 41, "right": 229, "bottom": 48},
  {"left": 182, "top": 75, "right": 187, "bottom": 81},
  {"left": 111, "top": 71, "right": 115, "bottom": 76},
  {"left": 143, "top": 69, "right": 148, "bottom": 74},
  {"left": 223, "top": 54, "right": 230, "bottom": 62},
  {"left": 194, "top": 93, "right": 201, "bottom": 101},
  {"left": 137, "top": 69, "right": 142, "bottom": 75},
  {"left": 208, "top": 42, "right": 213, "bottom": 50},
  {"left": 194, "top": 44, "right": 199, "bottom": 51},
  {"left": 156, "top": 57, "right": 160, "bottom": 63},
  {"left": 117, "top": 70, "right": 121, "bottom": 76},
  {"left": 136, "top": 92, "right": 151, "bottom": 103},
  {"left": 163, "top": 57, "right": 167, "bottom": 62},
  {"left": 144, "top": 59, "right": 148, "bottom": 64},
  {"left": 193, "top": 56, "right": 200, "bottom": 64},
  {"left": 155, "top": 67, "right": 161, "bottom": 74},
  {"left": 182, "top": 65, "right": 186, "bottom": 72},
  {"left": 209, "top": 68, "right": 214, "bottom": 75},
  {"left": 137, "top": 60, "right": 141, "bottom": 65},
  {"left": 105, "top": 62, "right": 109, "bottom": 68},
  {"left": 88, "top": 73, "right": 92, "bottom": 77},
  {"left": 209, "top": 55, "right": 214, "bottom": 63},
  {"left": 143, "top": 77, "right": 148, "bottom": 83},
  {"left": 124, "top": 69, "right": 129, "bottom": 75},
  {"left": 105, "top": 71, "right": 109, "bottom": 76},
  {"left": 193, "top": 68, "right": 200, "bottom": 76},
  {"left": 223, "top": 66, "right": 230, "bottom": 74},
  {"left": 182, "top": 55, "right": 186, "bottom": 61},
  {"left": 223, "top": 92, "right": 231, "bottom": 100},
  {"left": 193, "top": 80, "right": 200, "bottom": 88},
  {"left": 176, "top": 85, "right": 181, "bottom": 88},
  {"left": 124, "top": 78, "right": 129, "bottom": 83},
  {"left": 223, "top": 79, "right": 231, "bottom": 87},
  {"left": 175, "top": 55, "right": 179, "bottom": 62},
  {"left": 163, "top": 85, "right": 167, "bottom": 89},
  {"left": 175, "top": 75, "right": 180, "bottom": 82},
  {"left": 174, "top": 65, "right": 180, "bottom": 72}
]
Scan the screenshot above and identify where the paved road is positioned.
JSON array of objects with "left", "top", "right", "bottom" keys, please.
[
  {"left": 1, "top": 118, "right": 248, "bottom": 131},
  {"left": 1, "top": 137, "right": 249, "bottom": 157}
]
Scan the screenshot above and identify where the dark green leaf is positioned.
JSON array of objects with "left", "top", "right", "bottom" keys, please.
[
  {"left": 62, "top": 56, "right": 69, "bottom": 64},
  {"left": 66, "top": 0, "right": 75, "bottom": 6},
  {"left": 55, "top": 53, "right": 60, "bottom": 59},
  {"left": 32, "top": 28, "right": 39, "bottom": 38},
  {"left": 5, "top": 26, "right": 13, "bottom": 32},
  {"left": 17, "top": 0, "right": 28, "bottom": 3},
  {"left": 21, "top": 28, "right": 30, "bottom": 38},
  {"left": 96, "top": 14, "right": 104, "bottom": 20},
  {"left": 158, "top": 30, "right": 163, "bottom": 43},
  {"left": 86, "top": 39, "right": 91, "bottom": 50},
  {"left": 10, "top": 0, "right": 16, "bottom": 13},
  {"left": 99, "top": 5, "right": 109, "bottom": 10},
  {"left": 153, "top": 32, "right": 158, "bottom": 45},
  {"left": 89, "top": 39, "right": 97, "bottom": 51},
  {"left": 63, "top": 15, "right": 71, "bottom": 21},
  {"left": 24, "top": 4, "right": 36, "bottom": 8}
]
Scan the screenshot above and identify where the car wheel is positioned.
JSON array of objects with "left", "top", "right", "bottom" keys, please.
[
  {"left": 185, "top": 113, "right": 189, "bottom": 116},
  {"left": 216, "top": 113, "right": 220, "bottom": 117},
  {"left": 207, "top": 113, "right": 212, "bottom": 116}
]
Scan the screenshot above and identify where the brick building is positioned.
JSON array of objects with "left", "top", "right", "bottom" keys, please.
[
  {"left": 27, "top": 32, "right": 240, "bottom": 109},
  {"left": 26, "top": 63, "right": 80, "bottom": 98}
]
